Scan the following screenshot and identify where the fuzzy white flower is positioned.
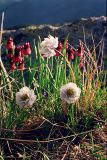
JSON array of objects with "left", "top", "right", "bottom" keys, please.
[
  {"left": 16, "top": 87, "right": 36, "bottom": 108},
  {"left": 60, "top": 82, "right": 81, "bottom": 104},
  {"left": 40, "top": 35, "right": 58, "bottom": 58}
]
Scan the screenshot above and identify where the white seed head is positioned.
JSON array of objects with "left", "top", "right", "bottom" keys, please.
[
  {"left": 60, "top": 82, "right": 81, "bottom": 104},
  {"left": 16, "top": 86, "right": 36, "bottom": 108}
]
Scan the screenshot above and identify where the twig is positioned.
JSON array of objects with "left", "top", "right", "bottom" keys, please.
[
  {"left": 0, "top": 129, "right": 97, "bottom": 143},
  {"left": 61, "top": 144, "right": 70, "bottom": 160}
]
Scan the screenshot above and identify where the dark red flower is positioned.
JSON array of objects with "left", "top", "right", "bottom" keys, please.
[
  {"left": 55, "top": 50, "right": 60, "bottom": 56},
  {"left": 7, "top": 53, "right": 14, "bottom": 59},
  {"left": 76, "top": 43, "right": 84, "bottom": 57},
  {"left": 18, "top": 60, "right": 25, "bottom": 71},
  {"left": 6, "top": 37, "right": 14, "bottom": 50},
  {"left": 10, "top": 62, "right": 16, "bottom": 70},
  {"left": 68, "top": 53, "right": 74, "bottom": 60},
  {"left": 13, "top": 56, "right": 23, "bottom": 63},
  {"left": 7, "top": 49, "right": 14, "bottom": 59},
  {"left": 13, "top": 46, "right": 23, "bottom": 63},
  {"left": 23, "top": 42, "right": 31, "bottom": 55},
  {"left": 20, "top": 45, "right": 24, "bottom": 57},
  {"left": 76, "top": 46, "right": 81, "bottom": 57},
  {"left": 15, "top": 46, "right": 22, "bottom": 56},
  {"left": 67, "top": 48, "right": 75, "bottom": 60},
  {"left": 57, "top": 42, "right": 63, "bottom": 50},
  {"left": 67, "top": 48, "right": 74, "bottom": 55},
  {"left": 55, "top": 42, "right": 63, "bottom": 56}
]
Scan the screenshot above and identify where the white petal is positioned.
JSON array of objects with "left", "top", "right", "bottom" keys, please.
[
  {"left": 16, "top": 87, "right": 36, "bottom": 108},
  {"left": 60, "top": 82, "right": 81, "bottom": 104}
]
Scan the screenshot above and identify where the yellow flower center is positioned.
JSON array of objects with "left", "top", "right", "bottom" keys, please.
[
  {"left": 21, "top": 94, "right": 29, "bottom": 101},
  {"left": 66, "top": 89, "right": 74, "bottom": 97}
]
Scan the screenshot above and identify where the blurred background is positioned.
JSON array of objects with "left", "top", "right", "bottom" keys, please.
[{"left": 0, "top": 0, "right": 106, "bottom": 28}]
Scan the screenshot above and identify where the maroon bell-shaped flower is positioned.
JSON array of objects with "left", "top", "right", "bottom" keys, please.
[
  {"left": 7, "top": 49, "right": 14, "bottom": 59},
  {"left": 6, "top": 37, "right": 15, "bottom": 50},
  {"left": 10, "top": 61, "right": 16, "bottom": 70},
  {"left": 23, "top": 42, "right": 31, "bottom": 55},
  {"left": 76, "top": 43, "right": 84, "bottom": 57},
  {"left": 13, "top": 46, "right": 23, "bottom": 63},
  {"left": 55, "top": 42, "right": 63, "bottom": 56},
  {"left": 67, "top": 48, "right": 75, "bottom": 60},
  {"left": 18, "top": 60, "right": 25, "bottom": 71}
]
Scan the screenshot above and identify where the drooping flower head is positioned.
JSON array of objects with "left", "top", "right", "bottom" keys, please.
[
  {"left": 60, "top": 82, "right": 81, "bottom": 104},
  {"left": 18, "top": 59, "right": 25, "bottom": 71},
  {"left": 5, "top": 37, "right": 32, "bottom": 71},
  {"left": 55, "top": 42, "right": 63, "bottom": 56},
  {"left": 16, "top": 87, "right": 36, "bottom": 108},
  {"left": 10, "top": 61, "right": 16, "bottom": 70},
  {"left": 40, "top": 35, "right": 58, "bottom": 58},
  {"left": 13, "top": 46, "right": 23, "bottom": 63},
  {"left": 7, "top": 49, "right": 14, "bottom": 59},
  {"left": 6, "top": 37, "right": 15, "bottom": 50},
  {"left": 23, "top": 42, "right": 31, "bottom": 55},
  {"left": 67, "top": 47, "right": 75, "bottom": 60},
  {"left": 76, "top": 42, "right": 84, "bottom": 57}
]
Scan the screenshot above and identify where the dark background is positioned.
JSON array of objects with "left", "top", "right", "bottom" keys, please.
[{"left": 0, "top": 0, "right": 106, "bottom": 29}]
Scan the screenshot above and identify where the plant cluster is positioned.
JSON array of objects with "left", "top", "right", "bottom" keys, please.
[
  {"left": 0, "top": 32, "right": 107, "bottom": 159},
  {"left": 6, "top": 37, "right": 31, "bottom": 70}
]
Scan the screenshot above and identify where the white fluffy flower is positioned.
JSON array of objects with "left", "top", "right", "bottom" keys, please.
[
  {"left": 40, "top": 35, "right": 58, "bottom": 58},
  {"left": 16, "top": 87, "right": 36, "bottom": 108},
  {"left": 60, "top": 82, "right": 81, "bottom": 104}
]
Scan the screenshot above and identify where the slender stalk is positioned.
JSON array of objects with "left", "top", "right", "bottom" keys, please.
[
  {"left": 0, "top": 12, "right": 13, "bottom": 98},
  {"left": 61, "top": 101, "right": 67, "bottom": 116}
]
